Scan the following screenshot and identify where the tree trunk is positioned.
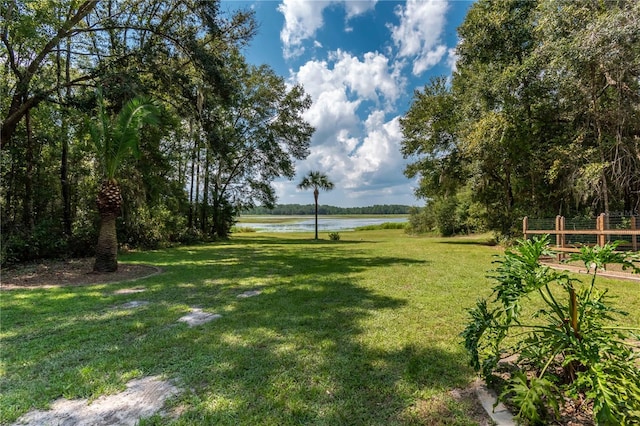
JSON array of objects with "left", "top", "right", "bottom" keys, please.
[
  {"left": 201, "top": 148, "right": 210, "bottom": 234},
  {"left": 60, "top": 36, "right": 72, "bottom": 236},
  {"left": 188, "top": 121, "right": 197, "bottom": 229},
  {"left": 314, "top": 188, "right": 319, "bottom": 240},
  {"left": 94, "top": 180, "right": 122, "bottom": 272},
  {"left": 23, "top": 107, "right": 35, "bottom": 231},
  {"left": 94, "top": 213, "right": 118, "bottom": 272}
]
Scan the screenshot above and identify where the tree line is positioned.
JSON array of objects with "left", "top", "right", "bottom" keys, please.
[
  {"left": 1, "top": 0, "right": 313, "bottom": 265},
  {"left": 244, "top": 204, "right": 412, "bottom": 216},
  {"left": 402, "top": 0, "right": 640, "bottom": 237}
]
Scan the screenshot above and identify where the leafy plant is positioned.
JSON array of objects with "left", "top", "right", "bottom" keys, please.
[
  {"left": 462, "top": 235, "right": 640, "bottom": 425},
  {"left": 328, "top": 232, "right": 340, "bottom": 241}
]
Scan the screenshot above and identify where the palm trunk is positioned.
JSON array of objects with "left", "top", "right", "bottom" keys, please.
[
  {"left": 94, "top": 213, "right": 118, "bottom": 272},
  {"left": 314, "top": 189, "right": 319, "bottom": 240},
  {"left": 94, "top": 180, "right": 122, "bottom": 272}
]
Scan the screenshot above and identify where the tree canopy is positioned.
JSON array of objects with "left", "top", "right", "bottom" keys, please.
[
  {"left": 0, "top": 0, "right": 313, "bottom": 265},
  {"left": 401, "top": 0, "right": 640, "bottom": 237}
]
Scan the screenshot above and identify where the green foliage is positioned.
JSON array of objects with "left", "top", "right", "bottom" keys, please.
[
  {"left": 89, "top": 90, "right": 160, "bottom": 182},
  {"left": 405, "top": 206, "right": 437, "bottom": 234},
  {"left": 406, "top": 186, "right": 486, "bottom": 236},
  {"left": 503, "top": 372, "right": 560, "bottom": 425},
  {"left": 354, "top": 222, "right": 406, "bottom": 231},
  {"left": 121, "top": 205, "right": 187, "bottom": 249},
  {"left": 328, "top": 232, "right": 340, "bottom": 241},
  {"left": 400, "top": 0, "right": 640, "bottom": 236},
  {"left": 462, "top": 236, "right": 640, "bottom": 424},
  {"left": 230, "top": 226, "right": 257, "bottom": 233}
]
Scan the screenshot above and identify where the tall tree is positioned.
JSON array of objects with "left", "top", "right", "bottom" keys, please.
[
  {"left": 89, "top": 91, "right": 159, "bottom": 272},
  {"left": 298, "top": 171, "right": 334, "bottom": 240},
  {"left": 199, "top": 54, "right": 314, "bottom": 238}
]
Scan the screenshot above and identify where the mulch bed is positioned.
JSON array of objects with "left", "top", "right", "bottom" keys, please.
[{"left": 1, "top": 258, "right": 159, "bottom": 290}]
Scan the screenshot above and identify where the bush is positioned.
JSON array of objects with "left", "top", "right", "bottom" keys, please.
[
  {"left": 462, "top": 236, "right": 640, "bottom": 425},
  {"left": 355, "top": 222, "right": 407, "bottom": 231},
  {"left": 328, "top": 232, "right": 340, "bottom": 241},
  {"left": 122, "top": 205, "right": 187, "bottom": 249},
  {"left": 231, "top": 226, "right": 257, "bottom": 233},
  {"left": 1, "top": 220, "right": 70, "bottom": 266},
  {"left": 405, "top": 206, "right": 437, "bottom": 234}
]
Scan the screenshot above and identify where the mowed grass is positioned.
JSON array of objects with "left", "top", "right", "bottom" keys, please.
[{"left": 1, "top": 230, "right": 638, "bottom": 425}]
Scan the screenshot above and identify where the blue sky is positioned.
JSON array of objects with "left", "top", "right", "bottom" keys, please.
[{"left": 222, "top": 0, "right": 474, "bottom": 207}]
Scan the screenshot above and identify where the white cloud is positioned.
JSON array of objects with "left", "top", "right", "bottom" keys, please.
[
  {"left": 297, "top": 50, "right": 404, "bottom": 106},
  {"left": 278, "top": 0, "right": 378, "bottom": 58},
  {"left": 344, "top": 0, "right": 377, "bottom": 19},
  {"left": 278, "top": 0, "right": 328, "bottom": 58},
  {"left": 389, "top": 0, "right": 449, "bottom": 75},
  {"left": 287, "top": 49, "right": 409, "bottom": 203}
]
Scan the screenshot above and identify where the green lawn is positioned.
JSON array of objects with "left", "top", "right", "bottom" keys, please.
[{"left": 1, "top": 230, "right": 638, "bottom": 425}]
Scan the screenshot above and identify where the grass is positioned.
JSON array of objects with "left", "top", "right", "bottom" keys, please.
[
  {"left": 1, "top": 230, "right": 638, "bottom": 425},
  {"left": 354, "top": 222, "right": 407, "bottom": 231}
]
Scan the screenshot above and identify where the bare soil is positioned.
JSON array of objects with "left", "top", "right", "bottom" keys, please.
[{"left": 1, "top": 258, "right": 160, "bottom": 290}]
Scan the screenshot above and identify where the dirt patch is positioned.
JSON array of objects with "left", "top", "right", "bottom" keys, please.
[
  {"left": 399, "top": 385, "right": 495, "bottom": 426},
  {"left": 1, "top": 258, "right": 160, "bottom": 290},
  {"left": 12, "top": 376, "right": 180, "bottom": 426}
]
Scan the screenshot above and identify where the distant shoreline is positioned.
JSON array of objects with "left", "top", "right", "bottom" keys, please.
[{"left": 243, "top": 204, "right": 414, "bottom": 216}]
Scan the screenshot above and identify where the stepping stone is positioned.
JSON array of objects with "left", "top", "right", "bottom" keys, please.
[
  {"left": 114, "top": 288, "right": 146, "bottom": 295},
  {"left": 237, "top": 290, "right": 262, "bottom": 298},
  {"left": 178, "top": 308, "right": 221, "bottom": 327},
  {"left": 12, "top": 376, "right": 180, "bottom": 426},
  {"left": 119, "top": 301, "right": 150, "bottom": 309}
]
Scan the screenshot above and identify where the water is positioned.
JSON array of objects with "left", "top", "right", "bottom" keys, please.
[{"left": 238, "top": 217, "right": 407, "bottom": 233}]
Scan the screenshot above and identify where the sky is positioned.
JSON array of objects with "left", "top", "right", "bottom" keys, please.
[{"left": 221, "top": 0, "right": 474, "bottom": 207}]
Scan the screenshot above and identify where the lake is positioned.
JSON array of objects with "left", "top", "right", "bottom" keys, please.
[{"left": 238, "top": 216, "right": 407, "bottom": 233}]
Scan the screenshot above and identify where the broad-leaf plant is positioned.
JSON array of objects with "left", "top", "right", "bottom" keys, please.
[{"left": 462, "top": 235, "right": 640, "bottom": 425}]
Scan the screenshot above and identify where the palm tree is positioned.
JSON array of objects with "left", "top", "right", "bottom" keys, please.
[
  {"left": 89, "top": 90, "right": 159, "bottom": 272},
  {"left": 297, "top": 171, "right": 334, "bottom": 239}
]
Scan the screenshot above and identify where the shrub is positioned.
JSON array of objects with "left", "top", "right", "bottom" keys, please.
[
  {"left": 355, "top": 222, "right": 407, "bottom": 231},
  {"left": 1, "top": 220, "right": 70, "bottom": 266},
  {"left": 328, "top": 232, "right": 340, "bottom": 241},
  {"left": 462, "top": 236, "right": 640, "bottom": 425},
  {"left": 405, "top": 206, "right": 437, "bottom": 234},
  {"left": 231, "top": 226, "right": 257, "bottom": 233}
]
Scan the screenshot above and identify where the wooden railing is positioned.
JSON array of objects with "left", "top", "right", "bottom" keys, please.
[{"left": 523, "top": 214, "right": 639, "bottom": 252}]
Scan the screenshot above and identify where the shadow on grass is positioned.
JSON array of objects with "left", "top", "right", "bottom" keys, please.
[
  {"left": 437, "top": 239, "right": 497, "bottom": 247},
  {"left": 1, "top": 235, "right": 475, "bottom": 425}
]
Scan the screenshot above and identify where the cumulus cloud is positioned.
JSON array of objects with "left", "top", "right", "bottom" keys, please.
[
  {"left": 285, "top": 50, "right": 410, "bottom": 205},
  {"left": 297, "top": 50, "right": 404, "bottom": 106},
  {"left": 278, "top": 0, "right": 328, "bottom": 58},
  {"left": 389, "top": 0, "right": 449, "bottom": 75},
  {"left": 344, "top": 0, "right": 378, "bottom": 19},
  {"left": 279, "top": 0, "right": 378, "bottom": 58}
]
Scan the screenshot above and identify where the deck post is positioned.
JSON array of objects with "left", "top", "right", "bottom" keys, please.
[
  {"left": 597, "top": 213, "right": 606, "bottom": 247},
  {"left": 523, "top": 216, "right": 528, "bottom": 241}
]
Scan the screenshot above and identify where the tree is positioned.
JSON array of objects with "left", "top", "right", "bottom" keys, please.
[
  {"left": 401, "top": 0, "right": 640, "bottom": 238},
  {"left": 297, "top": 171, "right": 334, "bottom": 239},
  {"left": 198, "top": 54, "right": 314, "bottom": 238},
  {"left": 89, "top": 91, "right": 159, "bottom": 272},
  {"left": 1, "top": 0, "right": 258, "bottom": 264}
]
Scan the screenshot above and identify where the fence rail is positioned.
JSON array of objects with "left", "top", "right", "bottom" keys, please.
[{"left": 523, "top": 214, "right": 639, "bottom": 252}]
